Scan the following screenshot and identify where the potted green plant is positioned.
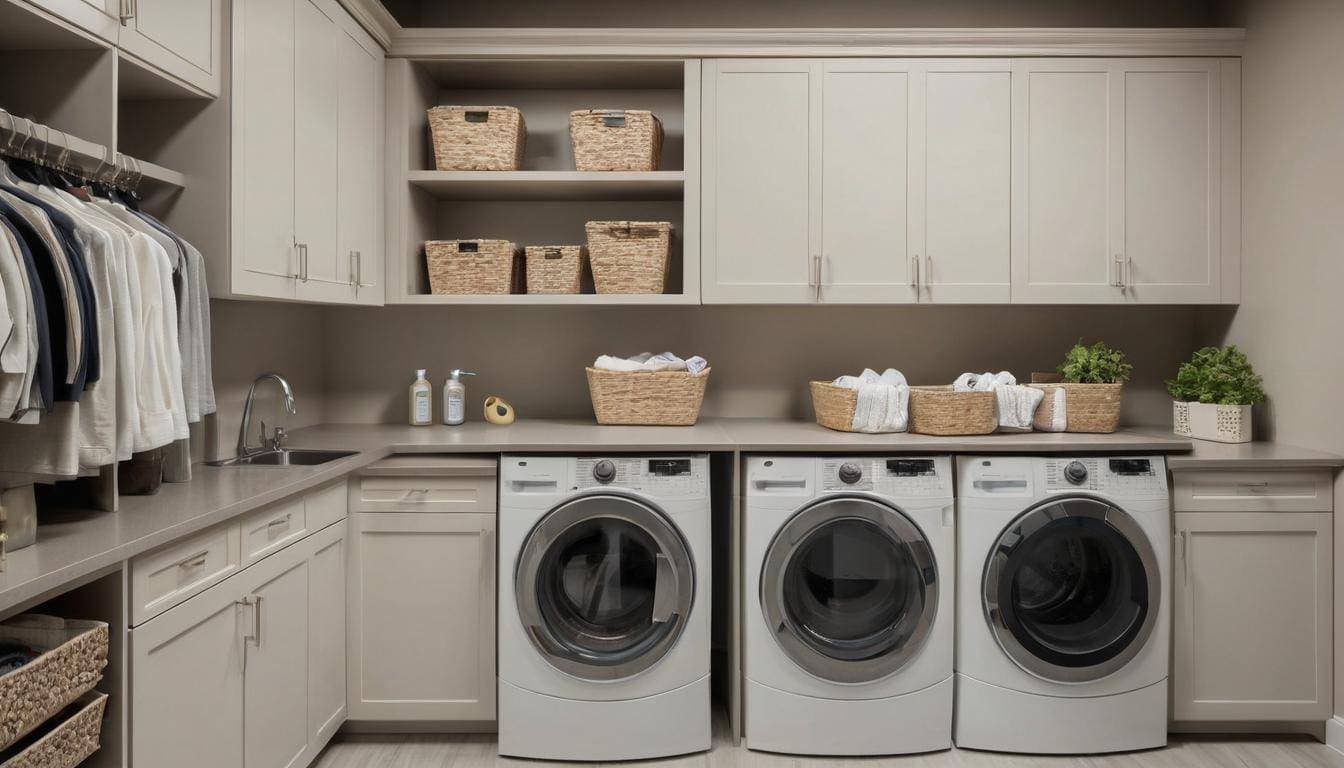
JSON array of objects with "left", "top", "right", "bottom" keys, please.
[
  {"left": 1166, "top": 346, "right": 1265, "bottom": 443},
  {"left": 1034, "top": 341, "right": 1132, "bottom": 433}
]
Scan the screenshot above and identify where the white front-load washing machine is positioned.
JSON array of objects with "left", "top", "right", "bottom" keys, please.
[
  {"left": 498, "top": 455, "right": 711, "bottom": 761},
  {"left": 955, "top": 455, "right": 1171, "bottom": 754},
  {"left": 745, "top": 456, "right": 955, "bottom": 755}
]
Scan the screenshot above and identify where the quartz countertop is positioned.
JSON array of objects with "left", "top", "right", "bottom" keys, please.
[{"left": 1, "top": 418, "right": 1337, "bottom": 614}]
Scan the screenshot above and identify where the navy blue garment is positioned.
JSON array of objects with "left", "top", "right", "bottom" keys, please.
[
  {"left": 0, "top": 210, "right": 55, "bottom": 411},
  {"left": 1, "top": 186, "right": 99, "bottom": 398}
]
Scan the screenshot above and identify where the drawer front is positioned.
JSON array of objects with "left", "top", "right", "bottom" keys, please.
[
  {"left": 240, "top": 497, "right": 308, "bottom": 566},
  {"left": 131, "top": 522, "right": 241, "bottom": 625},
  {"left": 306, "top": 479, "right": 348, "bottom": 531},
  {"left": 1173, "top": 469, "right": 1334, "bottom": 512},
  {"left": 355, "top": 475, "right": 496, "bottom": 513}
]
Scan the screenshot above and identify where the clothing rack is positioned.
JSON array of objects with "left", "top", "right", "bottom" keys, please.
[
  {"left": 0, "top": 108, "right": 185, "bottom": 195},
  {"left": 0, "top": 108, "right": 191, "bottom": 519}
]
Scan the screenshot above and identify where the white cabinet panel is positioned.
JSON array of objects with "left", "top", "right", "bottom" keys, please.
[
  {"left": 242, "top": 543, "right": 311, "bottom": 768},
  {"left": 25, "top": 0, "right": 119, "bottom": 42},
  {"left": 130, "top": 571, "right": 244, "bottom": 768},
  {"left": 914, "top": 62, "right": 1012, "bottom": 303},
  {"left": 1173, "top": 512, "right": 1333, "bottom": 721},
  {"left": 819, "top": 62, "right": 915, "bottom": 303},
  {"left": 119, "top": 0, "right": 222, "bottom": 95},
  {"left": 350, "top": 511, "right": 496, "bottom": 721},
  {"left": 1011, "top": 60, "right": 1124, "bottom": 303},
  {"left": 293, "top": 0, "right": 347, "bottom": 303},
  {"left": 1120, "top": 60, "right": 1222, "bottom": 303},
  {"left": 308, "top": 521, "right": 347, "bottom": 751},
  {"left": 702, "top": 60, "right": 818, "bottom": 304},
  {"left": 337, "top": 23, "right": 384, "bottom": 305},
  {"left": 232, "top": 0, "right": 297, "bottom": 299}
]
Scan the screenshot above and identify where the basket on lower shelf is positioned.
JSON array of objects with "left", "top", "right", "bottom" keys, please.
[
  {"left": 0, "top": 692, "right": 106, "bottom": 768},
  {"left": 1049, "top": 383, "right": 1123, "bottom": 433},
  {"left": 808, "top": 381, "right": 909, "bottom": 434},
  {"left": 425, "top": 240, "right": 522, "bottom": 295},
  {"left": 525, "top": 246, "right": 585, "bottom": 294},
  {"left": 908, "top": 387, "right": 998, "bottom": 436},
  {"left": 0, "top": 616, "right": 108, "bottom": 754},
  {"left": 427, "top": 105, "right": 526, "bottom": 171},
  {"left": 586, "top": 367, "right": 710, "bottom": 426},
  {"left": 569, "top": 109, "right": 664, "bottom": 172},
  {"left": 584, "top": 221, "right": 671, "bottom": 294}
]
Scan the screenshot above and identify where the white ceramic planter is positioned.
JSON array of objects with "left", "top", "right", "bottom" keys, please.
[{"left": 1172, "top": 401, "right": 1252, "bottom": 443}]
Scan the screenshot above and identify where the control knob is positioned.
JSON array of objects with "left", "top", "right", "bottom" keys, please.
[
  {"left": 838, "top": 462, "right": 863, "bottom": 484},
  {"left": 593, "top": 460, "right": 617, "bottom": 484},
  {"left": 1064, "top": 461, "right": 1089, "bottom": 485}
]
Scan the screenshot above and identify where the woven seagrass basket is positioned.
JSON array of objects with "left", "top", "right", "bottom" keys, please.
[
  {"left": 908, "top": 386, "right": 997, "bottom": 436},
  {"left": 427, "top": 106, "right": 525, "bottom": 171},
  {"left": 584, "top": 221, "right": 671, "bottom": 294},
  {"left": 586, "top": 368, "right": 710, "bottom": 426},
  {"left": 569, "top": 109, "right": 663, "bottom": 171}
]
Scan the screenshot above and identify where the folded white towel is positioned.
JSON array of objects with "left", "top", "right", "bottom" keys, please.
[
  {"left": 1035, "top": 386, "right": 1067, "bottom": 432},
  {"left": 833, "top": 368, "right": 909, "bottom": 433},
  {"left": 593, "top": 352, "right": 708, "bottom": 373},
  {"left": 952, "top": 371, "right": 1044, "bottom": 431}
]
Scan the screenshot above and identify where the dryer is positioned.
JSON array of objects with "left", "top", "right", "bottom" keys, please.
[
  {"left": 745, "top": 456, "right": 955, "bottom": 755},
  {"left": 497, "top": 455, "right": 711, "bottom": 761},
  {"left": 955, "top": 456, "right": 1171, "bottom": 754}
]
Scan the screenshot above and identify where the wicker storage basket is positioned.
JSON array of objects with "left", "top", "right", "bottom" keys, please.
[
  {"left": 1057, "top": 383, "right": 1124, "bottom": 433},
  {"left": 525, "top": 246, "right": 585, "bottom": 294},
  {"left": 585, "top": 368, "right": 710, "bottom": 426},
  {"left": 0, "top": 692, "right": 106, "bottom": 768},
  {"left": 908, "top": 387, "right": 998, "bottom": 436},
  {"left": 426, "top": 240, "right": 521, "bottom": 295},
  {"left": 0, "top": 616, "right": 108, "bottom": 753},
  {"left": 808, "top": 381, "right": 910, "bottom": 434},
  {"left": 1174, "top": 401, "right": 1252, "bottom": 443},
  {"left": 585, "top": 221, "right": 671, "bottom": 294},
  {"left": 569, "top": 110, "right": 664, "bottom": 171},
  {"left": 427, "top": 106, "right": 525, "bottom": 171}
]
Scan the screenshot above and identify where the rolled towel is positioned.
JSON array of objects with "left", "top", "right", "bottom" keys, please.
[{"left": 997, "top": 384, "right": 1045, "bottom": 431}]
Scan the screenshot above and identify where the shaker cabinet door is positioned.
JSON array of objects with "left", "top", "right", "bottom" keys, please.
[
  {"left": 1172, "top": 511, "right": 1333, "bottom": 721},
  {"left": 242, "top": 542, "right": 312, "bottom": 768},
  {"left": 337, "top": 20, "right": 385, "bottom": 306},
  {"left": 117, "top": 0, "right": 223, "bottom": 95},
  {"left": 702, "top": 59, "right": 819, "bottom": 304}
]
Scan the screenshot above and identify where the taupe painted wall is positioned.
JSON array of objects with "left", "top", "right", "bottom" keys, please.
[
  {"left": 387, "top": 0, "right": 1217, "bottom": 28},
  {"left": 316, "top": 305, "right": 1215, "bottom": 427},
  {"left": 1213, "top": 0, "right": 1344, "bottom": 724}
]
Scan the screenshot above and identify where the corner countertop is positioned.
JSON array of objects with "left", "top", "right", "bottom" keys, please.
[{"left": 1, "top": 418, "right": 1338, "bottom": 615}]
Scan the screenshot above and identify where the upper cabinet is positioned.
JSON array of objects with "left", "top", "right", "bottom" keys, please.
[
  {"left": 117, "top": 0, "right": 223, "bottom": 96},
  {"left": 1012, "top": 58, "right": 1238, "bottom": 304},
  {"left": 229, "top": 0, "right": 385, "bottom": 305},
  {"left": 703, "top": 57, "right": 1239, "bottom": 305}
]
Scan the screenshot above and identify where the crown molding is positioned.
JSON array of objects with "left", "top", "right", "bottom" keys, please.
[
  {"left": 337, "top": 0, "right": 400, "bottom": 50},
  {"left": 387, "top": 27, "right": 1245, "bottom": 59}
]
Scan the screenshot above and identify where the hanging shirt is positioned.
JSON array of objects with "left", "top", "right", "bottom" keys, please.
[
  {"left": 0, "top": 223, "right": 33, "bottom": 418},
  {"left": 0, "top": 203, "right": 57, "bottom": 411}
]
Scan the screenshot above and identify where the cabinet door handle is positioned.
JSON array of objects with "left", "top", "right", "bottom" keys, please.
[
  {"left": 1112, "top": 253, "right": 1125, "bottom": 288},
  {"left": 237, "top": 596, "right": 261, "bottom": 646},
  {"left": 925, "top": 254, "right": 933, "bottom": 291},
  {"left": 1125, "top": 256, "right": 1134, "bottom": 290},
  {"left": 812, "top": 254, "right": 822, "bottom": 302},
  {"left": 296, "top": 243, "right": 309, "bottom": 282},
  {"left": 1178, "top": 531, "right": 1188, "bottom": 584},
  {"left": 119, "top": 0, "right": 134, "bottom": 24},
  {"left": 911, "top": 254, "right": 919, "bottom": 289}
]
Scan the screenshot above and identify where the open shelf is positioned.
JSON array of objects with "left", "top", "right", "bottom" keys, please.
[
  {"left": 122, "top": 155, "right": 187, "bottom": 191},
  {"left": 396, "top": 292, "right": 699, "bottom": 306},
  {"left": 408, "top": 170, "right": 684, "bottom": 201}
]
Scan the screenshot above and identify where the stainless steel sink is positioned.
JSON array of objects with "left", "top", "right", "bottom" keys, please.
[{"left": 208, "top": 449, "right": 358, "bottom": 467}]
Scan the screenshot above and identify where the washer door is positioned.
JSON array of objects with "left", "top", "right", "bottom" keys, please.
[
  {"left": 760, "top": 497, "right": 938, "bottom": 684},
  {"left": 516, "top": 494, "right": 695, "bottom": 681},
  {"left": 983, "top": 496, "right": 1160, "bottom": 683}
]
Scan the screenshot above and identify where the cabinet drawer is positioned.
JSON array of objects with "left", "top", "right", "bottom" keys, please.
[
  {"left": 355, "top": 476, "right": 496, "bottom": 513},
  {"left": 306, "top": 479, "right": 348, "bottom": 531},
  {"left": 1173, "top": 469, "right": 1334, "bottom": 512},
  {"left": 240, "top": 497, "right": 307, "bottom": 566},
  {"left": 131, "top": 521, "right": 241, "bottom": 626}
]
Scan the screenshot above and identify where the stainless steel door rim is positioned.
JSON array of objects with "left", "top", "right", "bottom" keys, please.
[
  {"left": 760, "top": 496, "right": 939, "bottom": 685},
  {"left": 515, "top": 493, "right": 695, "bottom": 681}
]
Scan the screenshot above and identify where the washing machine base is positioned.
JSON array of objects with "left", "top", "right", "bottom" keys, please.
[
  {"left": 498, "top": 675, "right": 710, "bottom": 761},
  {"left": 954, "top": 674, "right": 1168, "bottom": 754},
  {"left": 746, "top": 676, "right": 953, "bottom": 755}
]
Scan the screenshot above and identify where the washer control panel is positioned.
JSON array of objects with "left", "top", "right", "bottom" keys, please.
[
  {"left": 819, "top": 456, "right": 952, "bottom": 498},
  {"left": 574, "top": 455, "right": 709, "bottom": 496},
  {"left": 1042, "top": 456, "right": 1167, "bottom": 496}
]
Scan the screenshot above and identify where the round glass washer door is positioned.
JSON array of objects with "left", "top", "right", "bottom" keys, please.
[
  {"left": 983, "top": 496, "right": 1160, "bottom": 683},
  {"left": 760, "top": 497, "right": 939, "bottom": 684},
  {"left": 515, "top": 494, "right": 695, "bottom": 681}
]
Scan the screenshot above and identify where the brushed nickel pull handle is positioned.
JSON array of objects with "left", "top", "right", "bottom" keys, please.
[
  {"left": 925, "top": 254, "right": 932, "bottom": 290},
  {"left": 813, "top": 254, "right": 822, "bottom": 302},
  {"left": 178, "top": 551, "right": 209, "bottom": 570},
  {"left": 1113, "top": 253, "right": 1124, "bottom": 288},
  {"left": 1126, "top": 256, "right": 1134, "bottom": 289},
  {"left": 912, "top": 254, "right": 920, "bottom": 289},
  {"left": 253, "top": 595, "right": 263, "bottom": 646}
]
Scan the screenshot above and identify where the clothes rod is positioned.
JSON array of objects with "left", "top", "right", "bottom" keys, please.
[{"left": 0, "top": 108, "right": 185, "bottom": 193}]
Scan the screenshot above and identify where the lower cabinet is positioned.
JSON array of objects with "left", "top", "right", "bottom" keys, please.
[
  {"left": 130, "top": 486, "right": 348, "bottom": 768},
  {"left": 1171, "top": 470, "right": 1334, "bottom": 722},
  {"left": 348, "top": 457, "right": 498, "bottom": 722}
]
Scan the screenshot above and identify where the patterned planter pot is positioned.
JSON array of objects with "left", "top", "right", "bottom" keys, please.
[{"left": 1173, "top": 401, "right": 1252, "bottom": 444}]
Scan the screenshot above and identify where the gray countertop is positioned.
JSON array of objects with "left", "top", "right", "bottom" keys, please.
[{"left": 1, "top": 417, "right": 1338, "bottom": 615}]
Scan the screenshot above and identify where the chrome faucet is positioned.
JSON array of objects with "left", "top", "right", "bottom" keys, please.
[{"left": 237, "top": 373, "right": 297, "bottom": 458}]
